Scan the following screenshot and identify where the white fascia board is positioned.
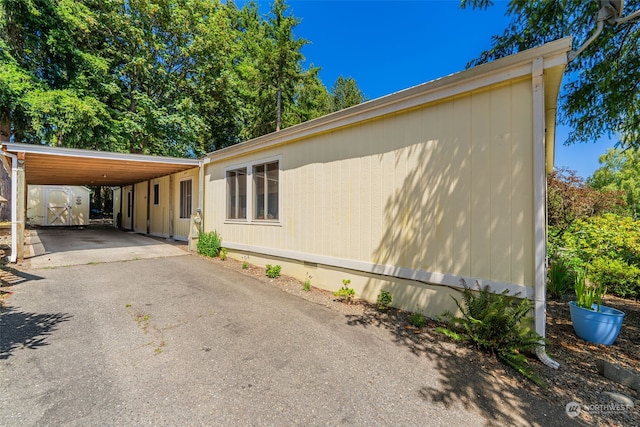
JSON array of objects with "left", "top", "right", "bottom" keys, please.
[
  {"left": 2, "top": 142, "right": 199, "bottom": 166},
  {"left": 225, "top": 242, "right": 536, "bottom": 299},
  {"left": 207, "top": 37, "right": 572, "bottom": 164}
]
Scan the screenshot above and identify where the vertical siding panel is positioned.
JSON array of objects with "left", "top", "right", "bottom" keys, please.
[
  {"left": 404, "top": 112, "right": 422, "bottom": 270},
  {"left": 436, "top": 102, "right": 454, "bottom": 274},
  {"left": 328, "top": 140, "right": 338, "bottom": 257},
  {"left": 310, "top": 147, "right": 318, "bottom": 255},
  {"left": 309, "top": 153, "right": 319, "bottom": 255},
  {"left": 420, "top": 105, "right": 438, "bottom": 273},
  {"left": 381, "top": 121, "right": 397, "bottom": 265},
  {"left": 470, "top": 90, "right": 492, "bottom": 280},
  {"left": 490, "top": 84, "right": 513, "bottom": 282},
  {"left": 370, "top": 121, "right": 384, "bottom": 264},
  {"left": 360, "top": 131, "right": 372, "bottom": 261},
  {"left": 297, "top": 145, "right": 307, "bottom": 254},
  {"left": 452, "top": 96, "right": 472, "bottom": 276},
  {"left": 511, "top": 80, "right": 534, "bottom": 286}
]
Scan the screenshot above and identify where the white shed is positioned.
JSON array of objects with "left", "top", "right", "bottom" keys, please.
[{"left": 27, "top": 185, "right": 92, "bottom": 226}]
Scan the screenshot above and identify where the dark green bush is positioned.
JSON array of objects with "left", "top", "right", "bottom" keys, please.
[
  {"left": 197, "top": 231, "right": 221, "bottom": 257},
  {"left": 547, "top": 255, "right": 573, "bottom": 299},
  {"left": 436, "top": 282, "right": 545, "bottom": 386}
]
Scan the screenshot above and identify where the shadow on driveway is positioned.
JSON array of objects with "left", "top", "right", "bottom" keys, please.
[
  {"left": 345, "top": 305, "right": 583, "bottom": 427},
  {"left": 0, "top": 306, "right": 72, "bottom": 360}
]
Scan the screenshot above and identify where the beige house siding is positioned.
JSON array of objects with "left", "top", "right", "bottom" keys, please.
[
  {"left": 201, "top": 38, "right": 571, "bottom": 316},
  {"left": 121, "top": 167, "right": 199, "bottom": 241},
  {"left": 173, "top": 168, "right": 199, "bottom": 240},
  {"left": 204, "top": 80, "right": 534, "bottom": 304}
]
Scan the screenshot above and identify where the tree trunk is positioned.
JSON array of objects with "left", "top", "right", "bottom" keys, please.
[
  {"left": 276, "top": 74, "right": 282, "bottom": 132},
  {"left": 0, "top": 114, "right": 11, "bottom": 142}
]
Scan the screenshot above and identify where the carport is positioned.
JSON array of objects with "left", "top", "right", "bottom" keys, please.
[{"left": 0, "top": 142, "right": 200, "bottom": 262}]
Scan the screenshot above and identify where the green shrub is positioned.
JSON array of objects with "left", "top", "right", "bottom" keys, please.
[
  {"left": 377, "top": 289, "right": 393, "bottom": 310},
  {"left": 408, "top": 311, "right": 426, "bottom": 328},
  {"left": 219, "top": 247, "right": 228, "bottom": 261},
  {"left": 303, "top": 273, "right": 312, "bottom": 292},
  {"left": 197, "top": 231, "right": 221, "bottom": 257},
  {"left": 587, "top": 257, "right": 640, "bottom": 300},
  {"left": 547, "top": 255, "right": 573, "bottom": 299},
  {"left": 265, "top": 264, "right": 281, "bottom": 278},
  {"left": 333, "top": 279, "right": 355, "bottom": 302},
  {"left": 563, "top": 214, "right": 640, "bottom": 265},
  {"left": 436, "top": 282, "right": 545, "bottom": 387},
  {"left": 562, "top": 213, "right": 640, "bottom": 299}
]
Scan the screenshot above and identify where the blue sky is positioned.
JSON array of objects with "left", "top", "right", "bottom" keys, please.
[{"left": 261, "top": 0, "right": 616, "bottom": 179}]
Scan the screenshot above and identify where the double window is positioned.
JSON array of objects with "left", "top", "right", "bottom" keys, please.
[{"left": 226, "top": 159, "right": 279, "bottom": 222}]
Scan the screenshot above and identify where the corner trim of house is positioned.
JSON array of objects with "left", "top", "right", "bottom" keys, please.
[{"left": 224, "top": 242, "right": 536, "bottom": 300}]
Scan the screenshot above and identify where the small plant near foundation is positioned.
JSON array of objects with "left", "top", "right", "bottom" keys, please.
[
  {"left": 265, "top": 264, "right": 281, "bottom": 278},
  {"left": 377, "top": 289, "right": 393, "bottom": 310},
  {"left": 303, "top": 273, "right": 312, "bottom": 292},
  {"left": 547, "top": 255, "right": 573, "bottom": 300},
  {"left": 197, "top": 230, "right": 221, "bottom": 257},
  {"left": 333, "top": 279, "right": 355, "bottom": 303},
  {"left": 241, "top": 256, "right": 249, "bottom": 269},
  {"left": 435, "top": 280, "right": 545, "bottom": 386},
  {"left": 408, "top": 310, "right": 426, "bottom": 328},
  {"left": 219, "top": 247, "right": 228, "bottom": 261}
]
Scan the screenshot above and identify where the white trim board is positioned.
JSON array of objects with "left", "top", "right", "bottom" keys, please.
[{"left": 225, "top": 242, "right": 536, "bottom": 300}]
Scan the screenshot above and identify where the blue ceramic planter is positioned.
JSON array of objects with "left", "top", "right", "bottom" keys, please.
[{"left": 568, "top": 301, "right": 625, "bottom": 346}]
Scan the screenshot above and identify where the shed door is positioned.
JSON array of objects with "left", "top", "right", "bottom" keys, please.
[{"left": 45, "top": 188, "right": 71, "bottom": 226}]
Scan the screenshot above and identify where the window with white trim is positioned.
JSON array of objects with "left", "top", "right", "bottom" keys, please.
[
  {"left": 179, "top": 179, "right": 192, "bottom": 219},
  {"left": 225, "top": 158, "right": 280, "bottom": 224},
  {"left": 226, "top": 167, "right": 247, "bottom": 220},
  {"left": 254, "top": 161, "right": 279, "bottom": 221}
]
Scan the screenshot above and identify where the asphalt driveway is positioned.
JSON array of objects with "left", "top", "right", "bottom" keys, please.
[{"left": 0, "top": 230, "right": 579, "bottom": 426}]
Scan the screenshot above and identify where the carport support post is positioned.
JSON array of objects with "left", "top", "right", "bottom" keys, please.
[
  {"left": 16, "top": 152, "right": 26, "bottom": 260},
  {"left": 168, "top": 174, "right": 174, "bottom": 239}
]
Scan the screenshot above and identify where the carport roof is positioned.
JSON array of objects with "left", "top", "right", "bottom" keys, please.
[{"left": 2, "top": 142, "right": 200, "bottom": 186}]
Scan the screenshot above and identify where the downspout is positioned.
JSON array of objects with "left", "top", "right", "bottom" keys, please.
[
  {"left": 531, "top": 58, "right": 559, "bottom": 369},
  {"left": 198, "top": 158, "right": 206, "bottom": 230},
  {"left": 0, "top": 149, "right": 18, "bottom": 263}
]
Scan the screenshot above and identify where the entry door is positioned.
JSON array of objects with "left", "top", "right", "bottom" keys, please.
[
  {"left": 45, "top": 188, "right": 71, "bottom": 226},
  {"left": 124, "top": 190, "right": 133, "bottom": 229}
]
